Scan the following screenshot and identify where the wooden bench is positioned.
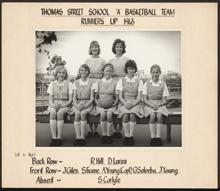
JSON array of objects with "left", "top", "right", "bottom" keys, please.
[{"left": 36, "top": 112, "right": 181, "bottom": 143}]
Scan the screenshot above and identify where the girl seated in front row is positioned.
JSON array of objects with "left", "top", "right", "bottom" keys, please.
[
  {"left": 94, "top": 63, "right": 119, "bottom": 144},
  {"left": 47, "top": 65, "right": 73, "bottom": 146},
  {"left": 116, "top": 60, "right": 144, "bottom": 146},
  {"left": 143, "top": 64, "right": 169, "bottom": 146},
  {"left": 72, "top": 64, "right": 96, "bottom": 146}
]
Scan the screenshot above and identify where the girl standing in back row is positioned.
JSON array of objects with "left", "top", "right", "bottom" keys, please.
[
  {"left": 109, "top": 38, "right": 129, "bottom": 138},
  {"left": 84, "top": 40, "right": 106, "bottom": 138}
]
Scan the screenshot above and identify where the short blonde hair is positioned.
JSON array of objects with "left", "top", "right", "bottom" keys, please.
[
  {"left": 54, "top": 65, "right": 68, "bottom": 80},
  {"left": 89, "top": 41, "right": 101, "bottom": 55}
]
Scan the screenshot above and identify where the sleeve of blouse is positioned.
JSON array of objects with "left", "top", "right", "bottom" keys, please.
[
  {"left": 91, "top": 82, "right": 97, "bottom": 91},
  {"left": 163, "top": 82, "right": 170, "bottom": 97},
  {"left": 138, "top": 80, "right": 144, "bottom": 92},
  {"left": 108, "top": 58, "right": 113, "bottom": 64},
  {"left": 72, "top": 82, "right": 76, "bottom": 91},
  {"left": 122, "top": 56, "right": 129, "bottom": 64},
  {"left": 68, "top": 82, "right": 73, "bottom": 94},
  {"left": 114, "top": 80, "right": 119, "bottom": 94},
  {"left": 47, "top": 82, "right": 53, "bottom": 95},
  {"left": 116, "top": 79, "right": 123, "bottom": 91},
  {"left": 93, "top": 82, "right": 99, "bottom": 93},
  {"left": 100, "top": 59, "right": 105, "bottom": 71},
  {"left": 142, "top": 82, "right": 147, "bottom": 95}
]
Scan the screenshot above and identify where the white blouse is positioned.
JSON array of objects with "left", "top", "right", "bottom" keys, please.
[
  {"left": 143, "top": 79, "right": 169, "bottom": 97},
  {"left": 116, "top": 76, "right": 144, "bottom": 92},
  {"left": 47, "top": 80, "right": 73, "bottom": 95},
  {"left": 72, "top": 78, "right": 96, "bottom": 91}
]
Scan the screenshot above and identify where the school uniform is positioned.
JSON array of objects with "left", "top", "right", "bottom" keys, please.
[
  {"left": 46, "top": 80, "right": 73, "bottom": 114},
  {"left": 72, "top": 78, "right": 96, "bottom": 114},
  {"left": 108, "top": 56, "right": 129, "bottom": 138},
  {"left": 109, "top": 56, "right": 129, "bottom": 79},
  {"left": 116, "top": 76, "right": 144, "bottom": 118},
  {"left": 95, "top": 78, "right": 118, "bottom": 114},
  {"left": 85, "top": 57, "right": 105, "bottom": 79},
  {"left": 143, "top": 79, "right": 169, "bottom": 117}
]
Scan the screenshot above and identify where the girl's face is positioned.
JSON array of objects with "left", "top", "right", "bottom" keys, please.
[
  {"left": 151, "top": 67, "right": 161, "bottom": 82},
  {"left": 57, "top": 68, "right": 66, "bottom": 81},
  {"left": 103, "top": 66, "right": 113, "bottom": 79},
  {"left": 79, "top": 67, "right": 89, "bottom": 78},
  {"left": 90, "top": 43, "right": 99, "bottom": 56},
  {"left": 115, "top": 43, "right": 123, "bottom": 56},
  {"left": 127, "top": 67, "right": 136, "bottom": 78}
]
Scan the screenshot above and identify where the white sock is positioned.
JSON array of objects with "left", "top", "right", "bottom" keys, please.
[
  {"left": 74, "top": 121, "right": 81, "bottom": 139},
  {"left": 123, "top": 122, "right": 129, "bottom": 137},
  {"left": 129, "top": 122, "right": 136, "bottom": 137},
  {"left": 107, "top": 122, "right": 112, "bottom": 136},
  {"left": 156, "top": 123, "right": 162, "bottom": 138},
  {"left": 81, "top": 121, "right": 87, "bottom": 139},
  {"left": 100, "top": 121, "right": 107, "bottom": 136},
  {"left": 50, "top": 120, "right": 57, "bottom": 139},
  {"left": 57, "top": 120, "right": 64, "bottom": 139},
  {"left": 149, "top": 124, "right": 156, "bottom": 138}
]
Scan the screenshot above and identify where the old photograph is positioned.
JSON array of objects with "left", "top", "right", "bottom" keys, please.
[{"left": 36, "top": 31, "right": 182, "bottom": 147}]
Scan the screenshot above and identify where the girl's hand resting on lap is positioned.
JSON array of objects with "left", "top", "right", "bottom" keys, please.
[
  {"left": 75, "top": 104, "right": 84, "bottom": 111},
  {"left": 79, "top": 103, "right": 86, "bottom": 110},
  {"left": 124, "top": 102, "right": 133, "bottom": 110},
  {"left": 112, "top": 100, "right": 117, "bottom": 107},
  {"left": 95, "top": 100, "right": 101, "bottom": 107},
  {"left": 52, "top": 103, "right": 62, "bottom": 111},
  {"left": 153, "top": 104, "right": 160, "bottom": 111},
  {"left": 148, "top": 103, "right": 157, "bottom": 110}
]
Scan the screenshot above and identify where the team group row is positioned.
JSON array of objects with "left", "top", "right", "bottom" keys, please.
[{"left": 45, "top": 39, "right": 169, "bottom": 147}]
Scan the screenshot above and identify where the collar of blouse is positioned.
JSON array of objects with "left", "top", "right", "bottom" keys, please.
[
  {"left": 149, "top": 79, "right": 162, "bottom": 87},
  {"left": 79, "top": 78, "right": 89, "bottom": 85},
  {"left": 125, "top": 75, "right": 138, "bottom": 82},
  {"left": 55, "top": 80, "right": 66, "bottom": 86},
  {"left": 101, "top": 77, "right": 113, "bottom": 83}
]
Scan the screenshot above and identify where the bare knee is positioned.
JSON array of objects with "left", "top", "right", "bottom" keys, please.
[
  {"left": 130, "top": 113, "right": 136, "bottom": 122},
  {"left": 50, "top": 108, "right": 57, "bottom": 119},
  {"left": 57, "top": 109, "right": 65, "bottom": 120},
  {"left": 74, "top": 113, "right": 81, "bottom": 122},
  {"left": 107, "top": 112, "right": 113, "bottom": 122},
  {"left": 100, "top": 111, "right": 106, "bottom": 122},
  {"left": 149, "top": 113, "right": 156, "bottom": 123},
  {"left": 157, "top": 113, "right": 163, "bottom": 123},
  {"left": 81, "top": 111, "right": 88, "bottom": 121},
  {"left": 122, "top": 113, "right": 129, "bottom": 123}
]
